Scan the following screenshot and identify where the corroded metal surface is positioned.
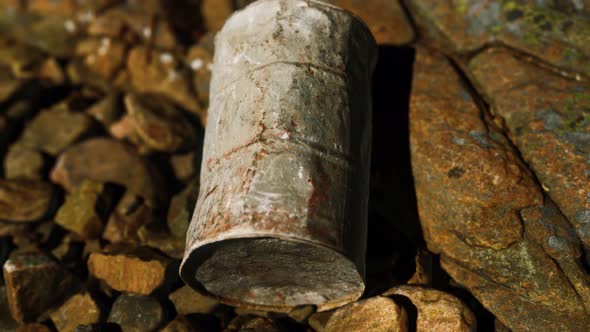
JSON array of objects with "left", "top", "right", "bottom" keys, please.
[{"left": 180, "top": 0, "right": 376, "bottom": 312}]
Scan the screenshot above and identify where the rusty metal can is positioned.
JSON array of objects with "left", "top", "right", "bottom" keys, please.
[{"left": 180, "top": 0, "right": 377, "bottom": 312}]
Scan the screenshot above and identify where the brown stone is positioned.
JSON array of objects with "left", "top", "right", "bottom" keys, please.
[
  {"left": 55, "top": 180, "right": 108, "bottom": 239},
  {"left": 127, "top": 46, "right": 201, "bottom": 115},
  {"left": 325, "top": 0, "right": 414, "bottom": 45},
  {"left": 86, "top": 92, "right": 122, "bottom": 127},
  {"left": 76, "top": 37, "right": 127, "bottom": 80},
  {"left": 160, "top": 316, "right": 194, "bottom": 332},
  {"left": 468, "top": 47, "right": 590, "bottom": 256},
  {"left": 186, "top": 45, "right": 212, "bottom": 106},
  {"left": 167, "top": 179, "right": 199, "bottom": 239},
  {"left": 307, "top": 311, "right": 333, "bottom": 332},
  {"left": 200, "top": 0, "right": 233, "bottom": 32},
  {"left": 20, "top": 104, "right": 93, "bottom": 156},
  {"left": 8, "top": 15, "right": 79, "bottom": 57},
  {"left": 409, "top": 47, "right": 590, "bottom": 331},
  {"left": 50, "top": 138, "right": 165, "bottom": 207},
  {"left": 37, "top": 57, "right": 65, "bottom": 85},
  {"left": 384, "top": 286, "right": 475, "bottom": 332},
  {"left": 102, "top": 191, "right": 156, "bottom": 244},
  {"left": 325, "top": 296, "right": 407, "bottom": 332},
  {"left": 107, "top": 294, "right": 163, "bottom": 332},
  {"left": 0, "top": 39, "right": 43, "bottom": 78},
  {"left": 239, "top": 317, "right": 283, "bottom": 332},
  {"left": 123, "top": 93, "right": 196, "bottom": 152},
  {"left": 170, "top": 152, "right": 199, "bottom": 183},
  {"left": 4, "top": 143, "right": 44, "bottom": 180},
  {"left": 407, "top": 250, "right": 432, "bottom": 285},
  {"left": 0, "top": 65, "right": 23, "bottom": 102},
  {"left": 87, "top": 247, "right": 172, "bottom": 295},
  {"left": 49, "top": 292, "right": 101, "bottom": 332},
  {"left": 168, "top": 285, "right": 219, "bottom": 316},
  {"left": 406, "top": 0, "right": 590, "bottom": 78},
  {"left": 0, "top": 179, "right": 55, "bottom": 223},
  {"left": 0, "top": 287, "right": 19, "bottom": 332},
  {"left": 16, "top": 323, "right": 51, "bottom": 332},
  {"left": 3, "top": 252, "right": 79, "bottom": 322}
]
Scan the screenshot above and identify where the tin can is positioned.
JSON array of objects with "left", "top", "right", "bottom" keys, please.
[{"left": 180, "top": 0, "right": 377, "bottom": 312}]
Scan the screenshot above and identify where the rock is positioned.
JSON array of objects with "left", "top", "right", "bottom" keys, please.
[
  {"left": 107, "top": 294, "right": 163, "bottom": 332},
  {"left": 127, "top": 46, "right": 201, "bottom": 115},
  {"left": 325, "top": 296, "right": 407, "bottom": 332},
  {"left": 325, "top": 0, "right": 414, "bottom": 45},
  {"left": 167, "top": 179, "right": 199, "bottom": 238},
  {"left": 50, "top": 138, "right": 165, "bottom": 207},
  {"left": 87, "top": 247, "right": 172, "bottom": 295},
  {"left": 0, "top": 287, "right": 19, "bottom": 332},
  {"left": 36, "top": 57, "right": 65, "bottom": 85},
  {"left": 0, "top": 65, "right": 23, "bottom": 102},
  {"left": 16, "top": 323, "right": 51, "bottom": 332},
  {"left": 86, "top": 93, "right": 122, "bottom": 127},
  {"left": 8, "top": 15, "right": 79, "bottom": 57},
  {"left": 383, "top": 286, "right": 475, "bottom": 332},
  {"left": 102, "top": 191, "right": 156, "bottom": 244},
  {"left": 0, "top": 179, "right": 55, "bottom": 223},
  {"left": 4, "top": 143, "right": 45, "bottom": 180},
  {"left": 168, "top": 285, "right": 219, "bottom": 315},
  {"left": 160, "top": 316, "right": 194, "bottom": 332},
  {"left": 200, "top": 0, "right": 233, "bottom": 32},
  {"left": 122, "top": 93, "right": 196, "bottom": 152},
  {"left": 287, "top": 305, "right": 315, "bottom": 323},
  {"left": 49, "top": 292, "right": 101, "bottom": 332},
  {"left": 66, "top": 59, "right": 112, "bottom": 92},
  {"left": 468, "top": 48, "right": 590, "bottom": 256},
  {"left": 308, "top": 311, "right": 333, "bottom": 332},
  {"left": 409, "top": 47, "right": 590, "bottom": 330},
  {"left": 407, "top": 250, "right": 432, "bottom": 285},
  {"left": 55, "top": 180, "right": 109, "bottom": 239},
  {"left": 0, "top": 39, "right": 43, "bottom": 78},
  {"left": 3, "top": 252, "right": 79, "bottom": 321},
  {"left": 76, "top": 37, "right": 127, "bottom": 80},
  {"left": 239, "top": 317, "right": 283, "bottom": 332},
  {"left": 170, "top": 152, "right": 199, "bottom": 183},
  {"left": 20, "top": 103, "right": 93, "bottom": 156},
  {"left": 406, "top": 0, "right": 590, "bottom": 78},
  {"left": 186, "top": 45, "right": 212, "bottom": 107}
]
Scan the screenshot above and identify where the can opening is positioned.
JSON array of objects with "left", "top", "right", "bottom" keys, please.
[{"left": 180, "top": 237, "right": 364, "bottom": 312}]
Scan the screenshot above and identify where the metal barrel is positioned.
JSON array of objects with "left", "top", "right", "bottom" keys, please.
[{"left": 180, "top": 0, "right": 377, "bottom": 312}]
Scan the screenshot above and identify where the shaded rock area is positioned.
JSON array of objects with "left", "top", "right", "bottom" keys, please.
[{"left": 0, "top": 0, "right": 587, "bottom": 331}]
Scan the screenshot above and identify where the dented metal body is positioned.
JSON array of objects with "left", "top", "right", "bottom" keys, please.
[{"left": 180, "top": 0, "right": 377, "bottom": 312}]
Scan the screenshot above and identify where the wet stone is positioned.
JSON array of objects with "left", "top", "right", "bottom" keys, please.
[
  {"left": 3, "top": 252, "right": 79, "bottom": 322},
  {"left": 55, "top": 180, "right": 109, "bottom": 239},
  {"left": 168, "top": 285, "right": 219, "bottom": 316},
  {"left": 325, "top": 296, "right": 407, "bottom": 332},
  {"left": 127, "top": 46, "right": 201, "bottom": 116},
  {"left": 50, "top": 138, "right": 165, "bottom": 207},
  {"left": 4, "top": 143, "right": 45, "bottom": 180},
  {"left": 384, "top": 286, "right": 475, "bottom": 332},
  {"left": 107, "top": 294, "right": 163, "bottom": 332},
  {"left": 20, "top": 103, "right": 93, "bottom": 156},
  {"left": 123, "top": 93, "right": 197, "bottom": 153},
  {"left": 49, "top": 292, "right": 101, "bottom": 332},
  {"left": 0, "top": 179, "right": 55, "bottom": 223},
  {"left": 87, "top": 247, "right": 172, "bottom": 295}
]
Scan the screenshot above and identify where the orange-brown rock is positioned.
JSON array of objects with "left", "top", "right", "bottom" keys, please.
[
  {"left": 3, "top": 252, "right": 79, "bottom": 322},
  {"left": 325, "top": 296, "right": 407, "bottom": 332},
  {"left": 409, "top": 47, "right": 590, "bottom": 330},
  {"left": 87, "top": 247, "right": 172, "bottom": 295},
  {"left": 325, "top": 0, "right": 414, "bottom": 45},
  {"left": 49, "top": 292, "right": 101, "bottom": 332},
  {"left": 55, "top": 180, "right": 108, "bottom": 239},
  {"left": 0, "top": 179, "right": 55, "bottom": 223},
  {"left": 384, "top": 286, "right": 475, "bottom": 332},
  {"left": 168, "top": 285, "right": 219, "bottom": 315},
  {"left": 102, "top": 191, "right": 156, "bottom": 244},
  {"left": 50, "top": 138, "right": 165, "bottom": 207},
  {"left": 468, "top": 47, "right": 590, "bottom": 257}
]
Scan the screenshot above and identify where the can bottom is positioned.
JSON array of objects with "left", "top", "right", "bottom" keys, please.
[{"left": 179, "top": 237, "right": 364, "bottom": 312}]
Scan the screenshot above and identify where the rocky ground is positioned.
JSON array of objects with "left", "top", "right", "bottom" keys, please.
[{"left": 0, "top": 0, "right": 588, "bottom": 331}]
